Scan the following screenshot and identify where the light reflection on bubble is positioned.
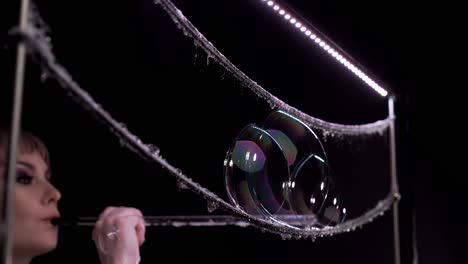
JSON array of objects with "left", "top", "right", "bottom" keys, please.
[
  {"left": 288, "top": 153, "right": 329, "bottom": 227},
  {"left": 231, "top": 140, "right": 266, "bottom": 173},
  {"left": 315, "top": 174, "right": 347, "bottom": 227}
]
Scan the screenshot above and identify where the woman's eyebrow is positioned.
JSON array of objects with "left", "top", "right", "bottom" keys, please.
[
  {"left": 17, "top": 161, "right": 35, "bottom": 171},
  {"left": 17, "top": 161, "right": 52, "bottom": 180}
]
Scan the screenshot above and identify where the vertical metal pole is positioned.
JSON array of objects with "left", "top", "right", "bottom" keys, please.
[
  {"left": 388, "top": 96, "right": 401, "bottom": 264},
  {"left": 1, "top": 0, "right": 30, "bottom": 263}
]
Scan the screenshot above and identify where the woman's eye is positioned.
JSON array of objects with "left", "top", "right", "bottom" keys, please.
[{"left": 16, "top": 170, "right": 33, "bottom": 185}]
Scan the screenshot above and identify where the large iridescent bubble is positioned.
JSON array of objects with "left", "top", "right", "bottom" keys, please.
[{"left": 224, "top": 111, "right": 346, "bottom": 228}]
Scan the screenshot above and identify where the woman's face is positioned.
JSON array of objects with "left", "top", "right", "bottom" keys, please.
[{"left": 0, "top": 149, "right": 61, "bottom": 257}]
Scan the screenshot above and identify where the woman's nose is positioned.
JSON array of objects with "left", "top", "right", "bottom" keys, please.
[{"left": 42, "top": 181, "right": 61, "bottom": 205}]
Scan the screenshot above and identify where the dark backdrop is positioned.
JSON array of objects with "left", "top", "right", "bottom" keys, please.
[{"left": 1, "top": 0, "right": 464, "bottom": 263}]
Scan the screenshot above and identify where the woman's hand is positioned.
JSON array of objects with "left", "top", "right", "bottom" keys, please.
[{"left": 92, "top": 206, "right": 146, "bottom": 264}]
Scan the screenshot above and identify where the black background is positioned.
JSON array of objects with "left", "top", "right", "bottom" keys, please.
[{"left": 1, "top": 0, "right": 464, "bottom": 263}]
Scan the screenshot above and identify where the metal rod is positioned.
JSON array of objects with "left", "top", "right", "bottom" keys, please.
[
  {"left": 58, "top": 215, "right": 319, "bottom": 228},
  {"left": 1, "top": 0, "right": 30, "bottom": 263},
  {"left": 388, "top": 96, "right": 401, "bottom": 264}
]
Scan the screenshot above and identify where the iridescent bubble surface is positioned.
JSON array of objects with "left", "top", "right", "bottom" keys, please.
[
  {"left": 263, "top": 110, "right": 330, "bottom": 227},
  {"left": 223, "top": 124, "right": 290, "bottom": 218}
]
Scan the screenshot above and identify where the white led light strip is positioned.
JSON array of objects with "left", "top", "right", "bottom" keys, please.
[
  {"left": 260, "top": 0, "right": 388, "bottom": 97},
  {"left": 155, "top": 0, "right": 391, "bottom": 136}
]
